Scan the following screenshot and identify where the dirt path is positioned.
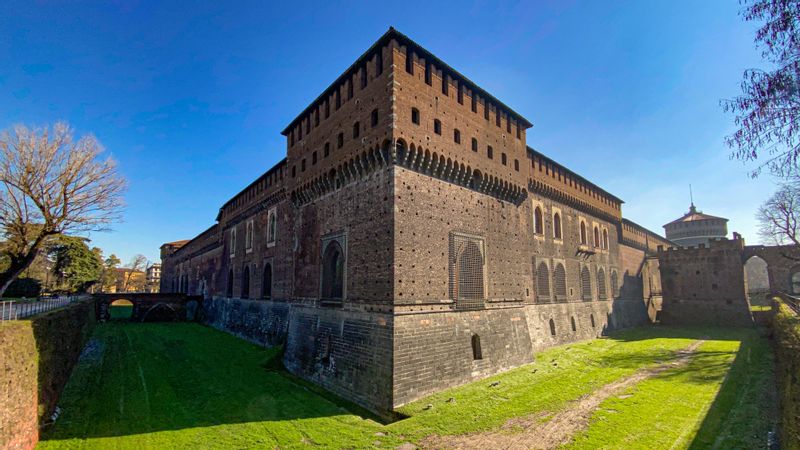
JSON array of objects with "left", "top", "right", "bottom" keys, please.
[{"left": 420, "top": 340, "right": 705, "bottom": 450}]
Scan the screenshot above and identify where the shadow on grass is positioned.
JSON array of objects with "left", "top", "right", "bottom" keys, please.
[
  {"left": 687, "top": 329, "right": 777, "bottom": 449},
  {"left": 40, "top": 322, "right": 382, "bottom": 442}
]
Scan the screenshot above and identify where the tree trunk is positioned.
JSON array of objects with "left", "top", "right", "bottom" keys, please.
[{"left": 0, "top": 234, "right": 50, "bottom": 297}]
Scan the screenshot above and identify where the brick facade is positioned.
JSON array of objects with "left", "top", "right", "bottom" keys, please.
[{"left": 161, "top": 28, "right": 665, "bottom": 416}]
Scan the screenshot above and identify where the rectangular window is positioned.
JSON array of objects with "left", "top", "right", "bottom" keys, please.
[
  {"left": 405, "top": 51, "right": 414, "bottom": 74},
  {"left": 375, "top": 49, "right": 383, "bottom": 75},
  {"left": 371, "top": 109, "right": 379, "bottom": 127},
  {"left": 335, "top": 90, "right": 341, "bottom": 110},
  {"left": 507, "top": 117, "right": 512, "bottom": 133},
  {"left": 425, "top": 62, "right": 432, "bottom": 85},
  {"left": 501, "top": 153, "right": 507, "bottom": 165},
  {"left": 337, "top": 132, "right": 344, "bottom": 148},
  {"left": 487, "top": 146, "right": 493, "bottom": 159},
  {"left": 516, "top": 123, "right": 521, "bottom": 139},
  {"left": 324, "top": 142, "right": 330, "bottom": 157},
  {"left": 267, "top": 208, "right": 277, "bottom": 245},
  {"left": 457, "top": 84, "right": 464, "bottom": 104},
  {"left": 314, "top": 109, "right": 320, "bottom": 126},
  {"left": 411, "top": 108, "right": 420, "bottom": 125},
  {"left": 472, "top": 94, "right": 477, "bottom": 113},
  {"left": 360, "top": 66, "right": 367, "bottom": 88},
  {"left": 245, "top": 220, "right": 254, "bottom": 252},
  {"left": 442, "top": 75, "right": 448, "bottom": 96},
  {"left": 347, "top": 78, "right": 354, "bottom": 99},
  {"left": 312, "top": 151, "right": 318, "bottom": 165},
  {"left": 496, "top": 109, "right": 501, "bottom": 127},
  {"left": 484, "top": 102, "right": 490, "bottom": 120},
  {"left": 324, "top": 100, "right": 330, "bottom": 119}
]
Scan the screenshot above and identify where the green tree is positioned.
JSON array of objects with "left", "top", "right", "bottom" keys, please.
[
  {"left": 51, "top": 236, "right": 102, "bottom": 293},
  {"left": 101, "top": 254, "right": 121, "bottom": 292},
  {"left": 724, "top": 0, "right": 800, "bottom": 177}
]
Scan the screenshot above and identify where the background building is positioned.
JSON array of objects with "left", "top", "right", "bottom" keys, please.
[
  {"left": 663, "top": 203, "right": 728, "bottom": 247},
  {"left": 146, "top": 263, "right": 161, "bottom": 293}
]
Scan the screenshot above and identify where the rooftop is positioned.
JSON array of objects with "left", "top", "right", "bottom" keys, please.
[{"left": 665, "top": 204, "right": 728, "bottom": 226}]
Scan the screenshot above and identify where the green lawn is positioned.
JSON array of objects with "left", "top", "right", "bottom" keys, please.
[{"left": 39, "top": 323, "right": 776, "bottom": 449}]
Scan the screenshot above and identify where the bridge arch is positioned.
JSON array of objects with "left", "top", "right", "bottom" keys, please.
[{"left": 94, "top": 293, "right": 202, "bottom": 322}]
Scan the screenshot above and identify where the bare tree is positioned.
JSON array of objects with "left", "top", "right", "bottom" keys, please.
[
  {"left": 0, "top": 123, "right": 126, "bottom": 296},
  {"left": 723, "top": 0, "right": 800, "bottom": 178},
  {"left": 758, "top": 183, "right": 800, "bottom": 245},
  {"left": 121, "top": 254, "right": 148, "bottom": 292}
]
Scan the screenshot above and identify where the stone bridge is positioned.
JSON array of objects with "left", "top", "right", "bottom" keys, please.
[
  {"left": 94, "top": 293, "right": 203, "bottom": 322},
  {"left": 742, "top": 244, "right": 800, "bottom": 295}
]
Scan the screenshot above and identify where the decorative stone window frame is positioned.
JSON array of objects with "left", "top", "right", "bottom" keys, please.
[
  {"left": 601, "top": 226, "right": 610, "bottom": 252},
  {"left": 579, "top": 262, "right": 594, "bottom": 301},
  {"left": 551, "top": 207, "right": 563, "bottom": 244},
  {"left": 591, "top": 221, "right": 602, "bottom": 249},
  {"left": 551, "top": 258, "right": 568, "bottom": 302},
  {"left": 534, "top": 258, "right": 551, "bottom": 303},
  {"left": 245, "top": 219, "right": 254, "bottom": 253},
  {"left": 531, "top": 199, "right": 545, "bottom": 241},
  {"left": 229, "top": 226, "right": 236, "bottom": 258},
  {"left": 319, "top": 231, "right": 347, "bottom": 306},
  {"left": 578, "top": 216, "right": 589, "bottom": 248},
  {"left": 266, "top": 207, "right": 277, "bottom": 248},
  {"left": 449, "top": 231, "right": 488, "bottom": 307}
]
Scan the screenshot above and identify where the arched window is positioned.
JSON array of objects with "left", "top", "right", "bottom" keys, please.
[
  {"left": 434, "top": 119, "right": 442, "bottom": 135},
  {"left": 580, "top": 221, "right": 587, "bottom": 245},
  {"left": 241, "top": 266, "right": 250, "bottom": 299},
  {"left": 553, "top": 213, "right": 562, "bottom": 239},
  {"left": 603, "top": 229, "right": 609, "bottom": 249},
  {"left": 262, "top": 263, "right": 272, "bottom": 299},
  {"left": 536, "top": 262, "right": 550, "bottom": 302},
  {"left": 611, "top": 271, "right": 619, "bottom": 298},
  {"left": 581, "top": 266, "right": 592, "bottom": 301},
  {"left": 597, "top": 268, "right": 607, "bottom": 300},
  {"left": 454, "top": 240, "right": 485, "bottom": 301},
  {"left": 534, "top": 207, "right": 543, "bottom": 235},
  {"left": 549, "top": 318, "right": 556, "bottom": 336},
  {"left": 553, "top": 263, "right": 567, "bottom": 300},
  {"left": 570, "top": 316, "right": 576, "bottom": 332},
  {"left": 226, "top": 268, "right": 233, "bottom": 298},
  {"left": 267, "top": 209, "right": 277, "bottom": 244},
  {"left": 454, "top": 128, "right": 461, "bottom": 144},
  {"left": 593, "top": 226, "right": 600, "bottom": 248},
  {"left": 321, "top": 241, "right": 344, "bottom": 301},
  {"left": 471, "top": 334, "right": 482, "bottom": 360}
]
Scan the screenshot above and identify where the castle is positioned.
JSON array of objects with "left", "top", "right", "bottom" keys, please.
[{"left": 160, "top": 28, "right": 679, "bottom": 416}]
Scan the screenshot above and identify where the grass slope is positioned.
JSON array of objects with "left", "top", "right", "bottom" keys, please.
[{"left": 39, "top": 323, "right": 775, "bottom": 449}]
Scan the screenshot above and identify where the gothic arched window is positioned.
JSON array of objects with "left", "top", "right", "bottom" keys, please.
[{"left": 321, "top": 241, "right": 344, "bottom": 301}]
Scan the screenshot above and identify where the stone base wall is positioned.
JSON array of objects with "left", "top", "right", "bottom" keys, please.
[
  {"left": 392, "top": 306, "right": 533, "bottom": 407},
  {"left": 204, "top": 296, "right": 291, "bottom": 347},
  {"left": 392, "top": 298, "right": 648, "bottom": 408},
  {"left": 203, "top": 297, "right": 393, "bottom": 416},
  {"left": 204, "top": 295, "right": 648, "bottom": 415}
]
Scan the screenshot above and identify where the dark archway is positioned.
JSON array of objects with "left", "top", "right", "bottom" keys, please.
[
  {"left": 321, "top": 241, "right": 344, "bottom": 302},
  {"left": 226, "top": 268, "right": 234, "bottom": 298},
  {"left": 262, "top": 263, "right": 272, "bottom": 299},
  {"left": 109, "top": 299, "right": 134, "bottom": 320},
  {"left": 241, "top": 266, "right": 250, "bottom": 299}
]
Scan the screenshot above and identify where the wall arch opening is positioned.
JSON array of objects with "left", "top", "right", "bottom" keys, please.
[{"left": 109, "top": 299, "right": 133, "bottom": 320}]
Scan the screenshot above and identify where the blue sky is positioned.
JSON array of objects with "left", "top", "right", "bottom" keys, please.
[{"left": 0, "top": 0, "right": 775, "bottom": 264}]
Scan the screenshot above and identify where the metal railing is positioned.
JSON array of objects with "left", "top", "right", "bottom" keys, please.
[{"left": 0, "top": 296, "right": 80, "bottom": 322}]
